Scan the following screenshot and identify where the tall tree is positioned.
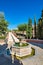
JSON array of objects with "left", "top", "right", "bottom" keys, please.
[
  {"left": 18, "top": 24, "right": 27, "bottom": 34},
  {"left": 26, "top": 18, "right": 32, "bottom": 39},
  {"left": 0, "top": 12, "right": 8, "bottom": 35},
  {"left": 34, "top": 17, "right": 36, "bottom": 38},
  {"left": 37, "top": 10, "right": 43, "bottom": 39}
]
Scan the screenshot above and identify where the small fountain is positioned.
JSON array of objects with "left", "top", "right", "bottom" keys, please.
[
  {"left": 10, "top": 38, "right": 32, "bottom": 58},
  {"left": 6, "top": 32, "right": 34, "bottom": 58}
]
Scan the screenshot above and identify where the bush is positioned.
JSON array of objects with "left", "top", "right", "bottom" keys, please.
[
  {"left": 14, "top": 42, "right": 20, "bottom": 46},
  {"left": 0, "top": 36, "right": 6, "bottom": 39},
  {"left": 21, "top": 43, "right": 29, "bottom": 47},
  {"left": 14, "top": 42, "right": 29, "bottom": 47}
]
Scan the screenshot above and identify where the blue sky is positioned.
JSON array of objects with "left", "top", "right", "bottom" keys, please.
[{"left": 0, "top": 0, "right": 43, "bottom": 29}]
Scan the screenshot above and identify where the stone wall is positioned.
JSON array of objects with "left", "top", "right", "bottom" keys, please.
[
  {"left": 11, "top": 46, "right": 32, "bottom": 57},
  {"left": 26, "top": 39, "right": 43, "bottom": 43}
]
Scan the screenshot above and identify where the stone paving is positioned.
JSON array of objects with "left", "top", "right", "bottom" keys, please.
[
  {"left": 0, "top": 32, "right": 43, "bottom": 65},
  {"left": 21, "top": 44, "right": 43, "bottom": 65},
  {"left": 7, "top": 32, "right": 43, "bottom": 65},
  {"left": 0, "top": 54, "right": 23, "bottom": 65}
]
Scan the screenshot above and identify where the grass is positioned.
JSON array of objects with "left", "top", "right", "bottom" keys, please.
[{"left": 16, "top": 47, "right": 35, "bottom": 59}]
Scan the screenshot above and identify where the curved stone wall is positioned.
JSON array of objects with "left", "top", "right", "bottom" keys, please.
[{"left": 11, "top": 45, "right": 32, "bottom": 57}]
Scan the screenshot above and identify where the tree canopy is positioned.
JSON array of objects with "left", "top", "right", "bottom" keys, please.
[
  {"left": 34, "top": 17, "right": 36, "bottom": 38},
  {"left": 0, "top": 12, "right": 9, "bottom": 35},
  {"left": 37, "top": 10, "right": 43, "bottom": 39},
  {"left": 18, "top": 24, "right": 27, "bottom": 32},
  {"left": 26, "top": 18, "right": 32, "bottom": 39}
]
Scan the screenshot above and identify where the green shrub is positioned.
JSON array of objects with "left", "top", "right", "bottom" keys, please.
[
  {"left": 14, "top": 42, "right": 20, "bottom": 46},
  {"left": 0, "top": 36, "right": 6, "bottom": 39},
  {"left": 21, "top": 43, "right": 29, "bottom": 47},
  {"left": 14, "top": 42, "right": 29, "bottom": 47}
]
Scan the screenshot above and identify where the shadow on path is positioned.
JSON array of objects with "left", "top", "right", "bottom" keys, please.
[
  {"left": 0, "top": 44, "right": 23, "bottom": 65},
  {"left": 0, "top": 54, "right": 23, "bottom": 65},
  {"left": 29, "top": 42, "right": 43, "bottom": 49},
  {"left": 0, "top": 43, "right": 8, "bottom": 54}
]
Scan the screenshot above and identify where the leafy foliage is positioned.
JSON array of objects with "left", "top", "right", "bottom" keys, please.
[
  {"left": 14, "top": 42, "right": 29, "bottom": 47},
  {"left": 37, "top": 10, "right": 43, "bottom": 39},
  {"left": 0, "top": 12, "right": 9, "bottom": 36},
  {"left": 34, "top": 17, "right": 36, "bottom": 38},
  {"left": 18, "top": 24, "right": 27, "bottom": 31},
  {"left": 26, "top": 18, "right": 32, "bottom": 39}
]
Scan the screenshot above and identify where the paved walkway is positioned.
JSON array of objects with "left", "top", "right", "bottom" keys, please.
[
  {"left": 1, "top": 32, "right": 43, "bottom": 65},
  {"left": 0, "top": 54, "right": 23, "bottom": 65},
  {"left": 0, "top": 32, "right": 23, "bottom": 65},
  {"left": 7, "top": 32, "right": 19, "bottom": 48},
  {"left": 11, "top": 32, "right": 19, "bottom": 42},
  {"left": 22, "top": 44, "right": 43, "bottom": 65}
]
